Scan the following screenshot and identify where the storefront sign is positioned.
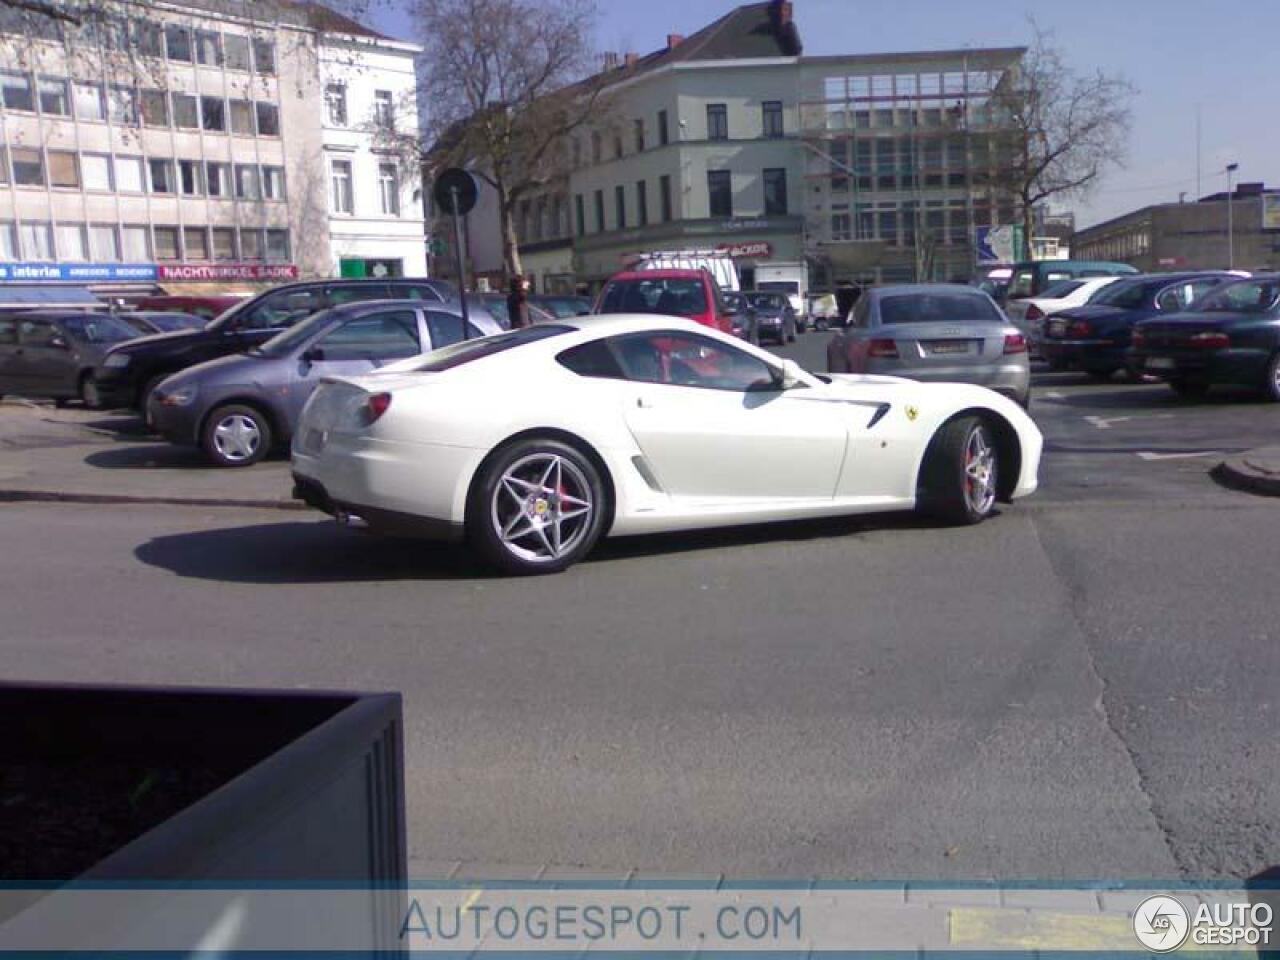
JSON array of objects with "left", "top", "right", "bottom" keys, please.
[
  {"left": 716, "top": 241, "right": 773, "bottom": 259},
  {"left": 157, "top": 264, "right": 299, "bottom": 281},
  {"left": 0, "top": 262, "right": 158, "bottom": 282}
]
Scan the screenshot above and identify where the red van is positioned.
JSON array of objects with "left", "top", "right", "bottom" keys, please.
[
  {"left": 134, "top": 294, "right": 247, "bottom": 322},
  {"left": 594, "top": 269, "right": 732, "bottom": 333}
]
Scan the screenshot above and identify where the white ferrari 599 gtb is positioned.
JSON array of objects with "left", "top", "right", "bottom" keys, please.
[{"left": 291, "top": 313, "right": 1042, "bottom": 574}]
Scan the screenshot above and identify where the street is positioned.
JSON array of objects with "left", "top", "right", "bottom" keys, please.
[{"left": 2, "top": 332, "right": 1279, "bottom": 883}]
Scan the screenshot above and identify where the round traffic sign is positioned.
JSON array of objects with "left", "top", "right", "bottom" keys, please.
[{"left": 433, "top": 168, "right": 479, "bottom": 216}]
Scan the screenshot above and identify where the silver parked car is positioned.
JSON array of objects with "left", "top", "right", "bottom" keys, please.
[
  {"left": 149, "top": 299, "right": 502, "bottom": 466},
  {"left": 826, "top": 284, "right": 1031, "bottom": 407}
]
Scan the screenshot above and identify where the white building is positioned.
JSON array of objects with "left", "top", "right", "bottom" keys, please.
[{"left": 0, "top": 0, "right": 425, "bottom": 297}]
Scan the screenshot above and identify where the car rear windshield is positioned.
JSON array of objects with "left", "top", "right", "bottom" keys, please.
[
  {"left": 1196, "top": 279, "right": 1280, "bottom": 313},
  {"left": 412, "top": 325, "right": 575, "bottom": 372},
  {"left": 879, "top": 293, "right": 1003, "bottom": 325},
  {"left": 1091, "top": 278, "right": 1162, "bottom": 309},
  {"left": 599, "top": 278, "right": 707, "bottom": 317},
  {"left": 60, "top": 314, "right": 141, "bottom": 343}
]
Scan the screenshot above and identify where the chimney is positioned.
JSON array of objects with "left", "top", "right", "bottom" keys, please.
[
  {"left": 666, "top": 33, "right": 684, "bottom": 50},
  {"left": 624, "top": 52, "right": 639, "bottom": 67},
  {"left": 602, "top": 51, "right": 619, "bottom": 71}
]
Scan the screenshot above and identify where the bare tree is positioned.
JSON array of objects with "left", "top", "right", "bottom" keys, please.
[
  {"left": 992, "top": 22, "right": 1135, "bottom": 259},
  {"left": 416, "top": 0, "right": 609, "bottom": 279}
]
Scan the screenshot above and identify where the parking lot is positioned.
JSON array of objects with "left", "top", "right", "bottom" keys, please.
[{"left": 2, "top": 331, "right": 1278, "bottom": 883}]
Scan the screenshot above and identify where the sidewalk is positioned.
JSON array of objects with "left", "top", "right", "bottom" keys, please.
[
  {"left": 1213, "top": 446, "right": 1280, "bottom": 497},
  {"left": 0, "top": 401, "right": 300, "bottom": 509}
]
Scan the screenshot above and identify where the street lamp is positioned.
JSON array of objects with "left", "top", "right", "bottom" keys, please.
[{"left": 1226, "top": 162, "right": 1239, "bottom": 269}]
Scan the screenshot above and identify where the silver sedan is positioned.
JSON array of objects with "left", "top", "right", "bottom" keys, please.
[{"left": 826, "top": 284, "right": 1031, "bottom": 407}]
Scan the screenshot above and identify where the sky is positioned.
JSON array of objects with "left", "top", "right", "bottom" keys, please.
[{"left": 370, "top": 0, "right": 1280, "bottom": 229}]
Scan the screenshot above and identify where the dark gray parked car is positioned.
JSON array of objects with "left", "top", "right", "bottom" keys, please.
[
  {"left": 0, "top": 310, "right": 143, "bottom": 407},
  {"left": 743, "top": 291, "right": 797, "bottom": 345},
  {"left": 149, "top": 299, "right": 502, "bottom": 467}
]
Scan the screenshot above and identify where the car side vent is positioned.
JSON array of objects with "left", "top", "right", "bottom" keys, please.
[
  {"left": 631, "top": 455, "right": 664, "bottom": 492},
  {"left": 867, "top": 403, "right": 891, "bottom": 428}
]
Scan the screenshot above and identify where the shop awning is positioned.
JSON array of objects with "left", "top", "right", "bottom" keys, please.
[{"left": 0, "top": 285, "right": 104, "bottom": 308}]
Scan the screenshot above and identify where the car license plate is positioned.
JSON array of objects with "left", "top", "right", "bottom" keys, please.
[
  {"left": 925, "top": 340, "right": 972, "bottom": 355},
  {"left": 1146, "top": 357, "right": 1176, "bottom": 371}
]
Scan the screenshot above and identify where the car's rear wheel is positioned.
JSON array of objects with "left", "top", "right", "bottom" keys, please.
[
  {"left": 1263, "top": 352, "right": 1280, "bottom": 402},
  {"left": 1169, "top": 378, "right": 1209, "bottom": 400},
  {"left": 202, "top": 404, "right": 272, "bottom": 467},
  {"left": 918, "top": 415, "right": 999, "bottom": 526},
  {"left": 468, "top": 438, "right": 607, "bottom": 575},
  {"left": 79, "top": 372, "right": 100, "bottom": 409}
]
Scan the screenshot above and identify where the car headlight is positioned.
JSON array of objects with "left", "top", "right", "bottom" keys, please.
[
  {"left": 158, "top": 384, "right": 198, "bottom": 407},
  {"left": 103, "top": 353, "right": 131, "bottom": 369}
]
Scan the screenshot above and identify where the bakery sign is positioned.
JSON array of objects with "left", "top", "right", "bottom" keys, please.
[
  {"left": 716, "top": 241, "right": 773, "bottom": 259},
  {"left": 157, "top": 264, "right": 300, "bottom": 282}
]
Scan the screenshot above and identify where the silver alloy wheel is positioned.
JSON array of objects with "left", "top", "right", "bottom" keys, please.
[
  {"left": 212, "top": 413, "right": 262, "bottom": 463},
  {"left": 963, "top": 425, "right": 997, "bottom": 516},
  {"left": 1272, "top": 356, "right": 1280, "bottom": 396},
  {"left": 490, "top": 452, "right": 594, "bottom": 565}
]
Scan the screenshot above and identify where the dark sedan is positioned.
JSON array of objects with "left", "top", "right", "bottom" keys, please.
[
  {"left": 0, "top": 311, "right": 142, "bottom": 407},
  {"left": 1129, "top": 275, "right": 1280, "bottom": 400},
  {"left": 743, "top": 291, "right": 797, "bottom": 346},
  {"left": 1038, "top": 272, "right": 1238, "bottom": 380}
]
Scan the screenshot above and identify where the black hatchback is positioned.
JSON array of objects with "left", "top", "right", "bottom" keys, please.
[{"left": 93, "top": 278, "right": 458, "bottom": 418}]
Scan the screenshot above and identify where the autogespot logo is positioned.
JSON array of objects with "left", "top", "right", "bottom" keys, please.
[{"left": 1133, "top": 895, "right": 1191, "bottom": 952}]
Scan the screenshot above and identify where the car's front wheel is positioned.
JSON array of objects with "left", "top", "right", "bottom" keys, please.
[
  {"left": 202, "top": 404, "right": 272, "bottom": 467},
  {"left": 468, "top": 438, "right": 608, "bottom": 575},
  {"left": 1263, "top": 352, "right": 1280, "bottom": 402},
  {"left": 918, "top": 415, "right": 1000, "bottom": 525}
]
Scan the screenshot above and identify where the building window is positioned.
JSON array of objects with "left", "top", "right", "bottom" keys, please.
[
  {"left": 0, "top": 222, "right": 14, "bottom": 259},
  {"left": 373, "top": 90, "right": 394, "bottom": 129},
  {"left": 171, "top": 93, "right": 198, "bottom": 129},
  {"left": 121, "top": 225, "right": 150, "bottom": 262},
  {"left": 830, "top": 212, "right": 851, "bottom": 241},
  {"left": 37, "top": 77, "right": 69, "bottom": 116},
  {"left": 200, "top": 96, "right": 225, "bottom": 131},
  {"left": 139, "top": 89, "right": 168, "bottom": 127},
  {"left": 591, "top": 131, "right": 601, "bottom": 163},
  {"left": 255, "top": 102, "right": 279, "bottom": 136},
  {"left": 206, "top": 162, "right": 231, "bottom": 197},
  {"left": 234, "top": 163, "right": 260, "bottom": 200},
  {"left": 266, "top": 229, "right": 290, "bottom": 262},
  {"left": 56, "top": 224, "right": 87, "bottom": 261},
  {"left": 48, "top": 151, "right": 79, "bottom": 188},
  {"left": 134, "top": 21, "right": 163, "bottom": 57},
  {"left": 657, "top": 109, "right": 669, "bottom": 145},
  {"left": 148, "top": 158, "right": 174, "bottom": 194},
  {"left": 0, "top": 71, "right": 33, "bottom": 111},
  {"left": 183, "top": 226, "right": 209, "bottom": 261},
  {"left": 378, "top": 162, "right": 399, "bottom": 215},
  {"left": 615, "top": 184, "right": 626, "bottom": 229},
  {"left": 575, "top": 194, "right": 585, "bottom": 236},
  {"left": 762, "top": 100, "right": 784, "bottom": 138},
  {"left": 252, "top": 38, "right": 276, "bottom": 75},
  {"left": 660, "top": 174, "right": 673, "bottom": 222},
  {"left": 153, "top": 226, "right": 180, "bottom": 261},
  {"left": 763, "top": 167, "right": 787, "bottom": 215},
  {"left": 325, "top": 83, "right": 347, "bottom": 126},
  {"left": 115, "top": 156, "right": 144, "bottom": 192},
  {"left": 706, "top": 103, "right": 728, "bottom": 140},
  {"left": 196, "top": 30, "right": 222, "bottom": 66},
  {"left": 165, "top": 25, "right": 192, "bottom": 62},
  {"left": 11, "top": 148, "right": 44, "bottom": 187},
  {"left": 224, "top": 34, "right": 250, "bottom": 71},
  {"left": 240, "top": 229, "right": 263, "bottom": 260},
  {"left": 636, "top": 180, "right": 648, "bottom": 226},
  {"left": 73, "top": 82, "right": 103, "bottom": 120},
  {"left": 593, "top": 189, "right": 604, "bottom": 232},
  {"left": 82, "top": 154, "right": 112, "bottom": 191},
  {"left": 330, "top": 158, "right": 353, "bottom": 214},
  {"left": 178, "top": 159, "right": 203, "bottom": 195},
  {"left": 707, "top": 169, "right": 732, "bottom": 218},
  {"left": 20, "top": 222, "right": 53, "bottom": 259},
  {"left": 262, "top": 166, "right": 286, "bottom": 200},
  {"left": 229, "top": 99, "right": 253, "bottom": 135},
  {"left": 211, "top": 227, "right": 237, "bottom": 261},
  {"left": 89, "top": 224, "right": 119, "bottom": 262},
  {"left": 634, "top": 118, "right": 645, "bottom": 152},
  {"left": 107, "top": 86, "right": 137, "bottom": 124}
]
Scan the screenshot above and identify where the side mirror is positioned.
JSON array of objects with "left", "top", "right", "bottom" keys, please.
[
  {"left": 302, "top": 345, "right": 325, "bottom": 364},
  {"left": 779, "top": 359, "right": 805, "bottom": 390}
]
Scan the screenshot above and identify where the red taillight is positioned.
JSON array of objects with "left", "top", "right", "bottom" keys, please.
[
  {"left": 1190, "top": 331, "right": 1230, "bottom": 349},
  {"left": 1003, "top": 333, "right": 1028, "bottom": 354},
  {"left": 1066, "top": 320, "right": 1093, "bottom": 338},
  {"left": 868, "top": 338, "right": 899, "bottom": 358},
  {"left": 362, "top": 392, "right": 392, "bottom": 425},
  {"left": 1024, "top": 303, "right": 1044, "bottom": 321}
]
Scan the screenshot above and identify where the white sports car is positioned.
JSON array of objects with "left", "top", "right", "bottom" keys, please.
[{"left": 291, "top": 314, "right": 1042, "bottom": 574}]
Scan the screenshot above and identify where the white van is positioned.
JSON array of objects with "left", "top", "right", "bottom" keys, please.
[{"left": 632, "top": 250, "right": 740, "bottom": 293}]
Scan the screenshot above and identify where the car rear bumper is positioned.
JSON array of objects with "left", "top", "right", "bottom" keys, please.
[
  {"left": 1038, "top": 339, "right": 1126, "bottom": 371},
  {"left": 1126, "top": 347, "right": 1271, "bottom": 385},
  {"left": 148, "top": 396, "right": 202, "bottom": 446},
  {"left": 866, "top": 358, "right": 1031, "bottom": 402},
  {"left": 292, "top": 473, "right": 464, "bottom": 541}
]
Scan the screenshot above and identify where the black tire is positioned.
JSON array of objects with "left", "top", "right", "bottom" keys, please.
[
  {"left": 201, "top": 403, "right": 272, "bottom": 467},
  {"left": 1263, "top": 352, "right": 1280, "bottom": 403},
  {"left": 79, "top": 372, "right": 100, "bottom": 408},
  {"left": 917, "top": 415, "right": 1000, "bottom": 526},
  {"left": 1169, "top": 378, "right": 1209, "bottom": 400},
  {"left": 467, "top": 437, "right": 608, "bottom": 575}
]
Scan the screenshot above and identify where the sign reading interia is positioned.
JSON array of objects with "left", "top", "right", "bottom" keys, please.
[{"left": 0, "top": 262, "right": 299, "bottom": 283}]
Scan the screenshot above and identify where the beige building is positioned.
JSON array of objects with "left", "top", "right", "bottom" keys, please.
[{"left": 0, "top": 0, "right": 424, "bottom": 296}]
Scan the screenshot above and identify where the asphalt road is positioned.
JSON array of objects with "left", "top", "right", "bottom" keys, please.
[{"left": 3, "top": 332, "right": 1279, "bottom": 883}]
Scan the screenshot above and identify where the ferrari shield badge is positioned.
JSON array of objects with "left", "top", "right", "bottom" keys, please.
[{"left": 905, "top": 405, "right": 919, "bottom": 421}]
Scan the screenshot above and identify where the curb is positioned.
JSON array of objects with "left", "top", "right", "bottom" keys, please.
[
  {"left": 1211, "top": 451, "right": 1280, "bottom": 498},
  {"left": 0, "top": 489, "right": 308, "bottom": 511}
]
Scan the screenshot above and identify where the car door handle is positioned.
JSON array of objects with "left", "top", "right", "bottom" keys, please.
[{"left": 636, "top": 395, "right": 657, "bottom": 409}]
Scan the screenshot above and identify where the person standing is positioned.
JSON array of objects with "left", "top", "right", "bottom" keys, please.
[{"left": 506, "top": 275, "right": 532, "bottom": 329}]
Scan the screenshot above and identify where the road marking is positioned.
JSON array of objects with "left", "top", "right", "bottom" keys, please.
[
  {"left": 1136, "top": 450, "right": 1223, "bottom": 461},
  {"left": 1084, "top": 414, "right": 1175, "bottom": 430}
]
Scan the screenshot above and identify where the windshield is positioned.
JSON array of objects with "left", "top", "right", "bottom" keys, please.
[
  {"left": 250, "top": 308, "right": 337, "bottom": 357},
  {"left": 60, "top": 314, "right": 141, "bottom": 343},
  {"left": 410, "top": 324, "right": 574, "bottom": 372},
  {"left": 1039, "top": 280, "right": 1085, "bottom": 299},
  {"left": 1195, "top": 279, "right": 1280, "bottom": 313},
  {"left": 599, "top": 278, "right": 707, "bottom": 317},
  {"left": 746, "top": 293, "right": 786, "bottom": 310},
  {"left": 133, "top": 313, "right": 199, "bottom": 332},
  {"left": 879, "top": 292, "right": 1004, "bottom": 325}
]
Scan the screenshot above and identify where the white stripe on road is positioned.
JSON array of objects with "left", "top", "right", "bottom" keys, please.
[{"left": 1135, "top": 450, "right": 1223, "bottom": 461}]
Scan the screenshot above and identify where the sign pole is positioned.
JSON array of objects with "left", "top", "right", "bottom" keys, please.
[{"left": 450, "top": 185, "right": 471, "bottom": 341}]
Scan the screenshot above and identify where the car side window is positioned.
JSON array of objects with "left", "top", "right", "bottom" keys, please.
[
  {"left": 400, "top": 284, "right": 444, "bottom": 303},
  {"left": 424, "top": 311, "right": 484, "bottom": 350},
  {"left": 1157, "top": 281, "right": 1219, "bottom": 312},
  {"left": 316, "top": 309, "right": 420, "bottom": 360},
  {"left": 611, "top": 332, "right": 777, "bottom": 392},
  {"left": 326, "top": 283, "right": 391, "bottom": 306},
  {"left": 0, "top": 319, "right": 16, "bottom": 345},
  {"left": 18, "top": 320, "right": 58, "bottom": 346},
  {"left": 238, "top": 288, "right": 324, "bottom": 331},
  {"left": 557, "top": 339, "right": 626, "bottom": 379}
]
